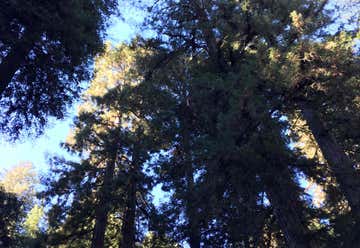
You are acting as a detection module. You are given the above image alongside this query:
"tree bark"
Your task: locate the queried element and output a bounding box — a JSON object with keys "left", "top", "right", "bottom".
{"left": 181, "top": 104, "right": 201, "bottom": 248}
{"left": 0, "top": 28, "right": 38, "bottom": 97}
{"left": 120, "top": 174, "right": 136, "bottom": 248}
{"left": 299, "top": 101, "right": 360, "bottom": 216}
{"left": 91, "top": 159, "right": 116, "bottom": 248}
{"left": 184, "top": 162, "right": 201, "bottom": 248}
{"left": 263, "top": 168, "right": 310, "bottom": 248}
{"left": 186, "top": 178, "right": 201, "bottom": 248}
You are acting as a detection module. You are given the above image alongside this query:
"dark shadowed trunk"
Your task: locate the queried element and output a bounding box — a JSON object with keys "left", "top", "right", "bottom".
{"left": 186, "top": 177, "right": 201, "bottom": 248}
{"left": 184, "top": 154, "right": 201, "bottom": 248}
{"left": 91, "top": 158, "right": 116, "bottom": 248}
{"left": 120, "top": 173, "right": 136, "bottom": 248}
{"left": 263, "top": 168, "right": 310, "bottom": 248}
{"left": 299, "top": 101, "right": 360, "bottom": 216}
{"left": 184, "top": 166, "right": 201, "bottom": 247}
{"left": 0, "top": 28, "right": 38, "bottom": 97}
{"left": 181, "top": 104, "right": 201, "bottom": 248}
{"left": 120, "top": 147, "right": 140, "bottom": 248}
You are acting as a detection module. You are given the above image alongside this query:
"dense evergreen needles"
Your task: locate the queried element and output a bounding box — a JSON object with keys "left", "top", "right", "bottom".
{"left": 0, "top": 0, "right": 359, "bottom": 247}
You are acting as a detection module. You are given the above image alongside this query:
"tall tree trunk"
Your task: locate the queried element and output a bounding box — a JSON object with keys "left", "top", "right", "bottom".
{"left": 181, "top": 104, "right": 201, "bottom": 248}
{"left": 299, "top": 101, "right": 360, "bottom": 216}
{"left": 186, "top": 178, "right": 201, "bottom": 248}
{"left": 0, "top": 29, "right": 38, "bottom": 97}
{"left": 91, "top": 159, "right": 116, "bottom": 248}
{"left": 120, "top": 174, "right": 136, "bottom": 248}
{"left": 263, "top": 168, "right": 310, "bottom": 248}
{"left": 183, "top": 128, "right": 200, "bottom": 248}
{"left": 120, "top": 148, "right": 140, "bottom": 248}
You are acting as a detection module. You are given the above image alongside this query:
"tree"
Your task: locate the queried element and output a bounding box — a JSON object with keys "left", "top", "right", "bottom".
{"left": 261, "top": 19, "right": 360, "bottom": 232}
{"left": 33, "top": 0, "right": 359, "bottom": 246}
{"left": 142, "top": 0, "right": 331, "bottom": 246}
{"left": 0, "top": 187, "right": 23, "bottom": 247}
{"left": 258, "top": 6, "right": 360, "bottom": 244}
{"left": 0, "top": 0, "right": 118, "bottom": 138}
{"left": 23, "top": 204, "right": 44, "bottom": 237}
{"left": 0, "top": 162, "right": 47, "bottom": 246}
{"left": 43, "top": 43, "right": 158, "bottom": 248}
{"left": 0, "top": 162, "right": 38, "bottom": 207}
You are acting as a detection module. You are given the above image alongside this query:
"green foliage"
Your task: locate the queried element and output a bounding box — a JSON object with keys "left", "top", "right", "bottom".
{"left": 142, "top": 231, "right": 179, "bottom": 248}
{"left": 0, "top": 187, "right": 23, "bottom": 247}
{"left": 42, "top": 43, "right": 160, "bottom": 247}
{"left": 0, "top": 163, "right": 48, "bottom": 247}
{"left": 0, "top": 0, "right": 118, "bottom": 139}
{"left": 28, "top": 0, "right": 360, "bottom": 247}
{"left": 23, "top": 204, "right": 44, "bottom": 238}
{"left": 0, "top": 162, "right": 38, "bottom": 208}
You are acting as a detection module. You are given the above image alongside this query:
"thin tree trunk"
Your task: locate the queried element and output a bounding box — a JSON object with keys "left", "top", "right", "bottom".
{"left": 263, "top": 168, "right": 310, "bottom": 248}
{"left": 299, "top": 101, "right": 360, "bottom": 216}
{"left": 91, "top": 159, "right": 116, "bottom": 248}
{"left": 0, "top": 29, "right": 38, "bottom": 97}
{"left": 120, "top": 174, "right": 136, "bottom": 248}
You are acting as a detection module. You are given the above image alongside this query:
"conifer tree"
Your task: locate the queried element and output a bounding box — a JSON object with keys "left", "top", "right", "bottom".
{"left": 34, "top": 1, "right": 359, "bottom": 247}
{"left": 142, "top": 0, "right": 331, "bottom": 246}
{"left": 43, "top": 43, "right": 159, "bottom": 248}
{"left": 0, "top": 163, "right": 45, "bottom": 247}
{"left": 260, "top": 12, "right": 360, "bottom": 235}
{"left": 0, "top": 0, "right": 118, "bottom": 138}
{"left": 0, "top": 187, "right": 23, "bottom": 247}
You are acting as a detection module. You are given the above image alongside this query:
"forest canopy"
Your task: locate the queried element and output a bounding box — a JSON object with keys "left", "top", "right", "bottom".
{"left": 0, "top": 0, "right": 359, "bottom": 247}
{"left": 0, "top": 0, "right": 118, "bottom": 138}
